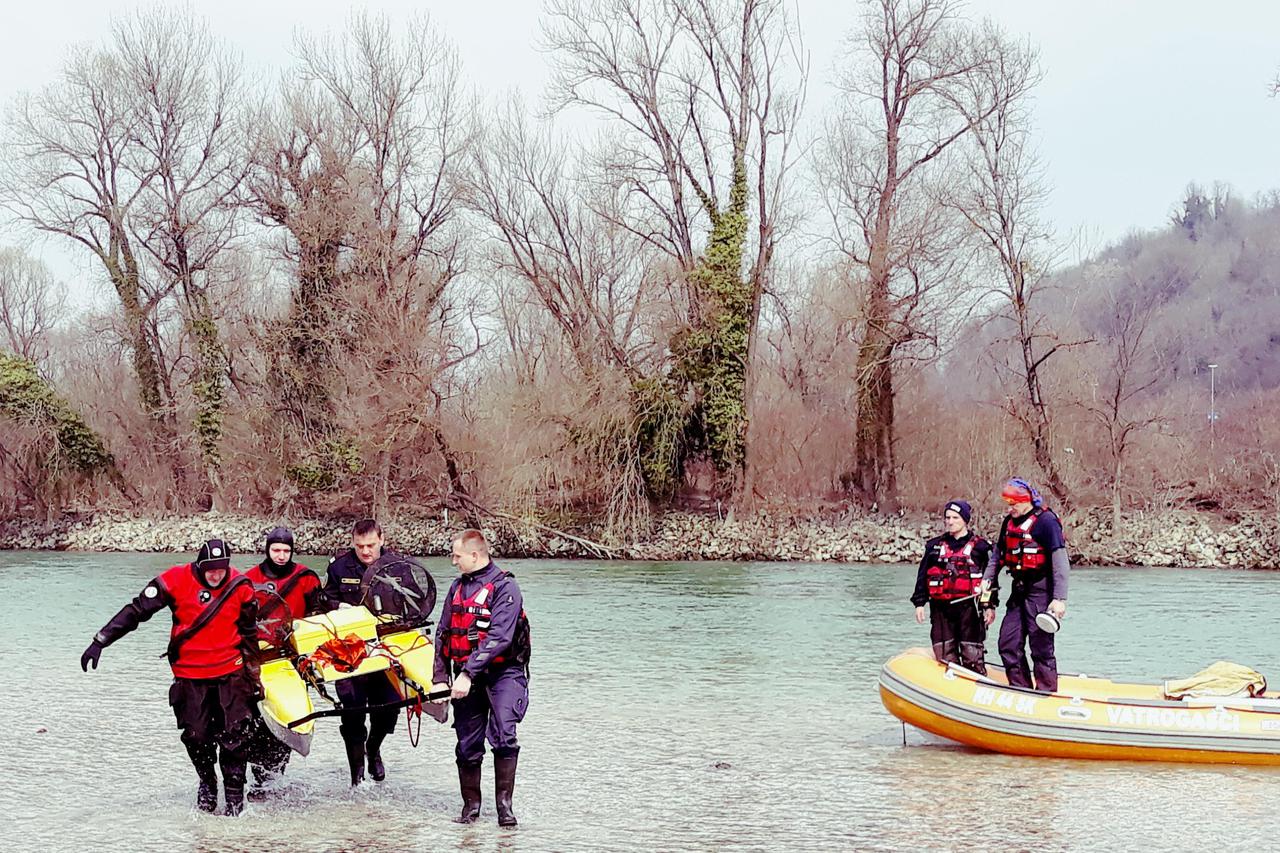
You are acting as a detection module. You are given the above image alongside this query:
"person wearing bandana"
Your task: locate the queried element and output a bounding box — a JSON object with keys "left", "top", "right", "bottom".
{"left": 982, "top": 478, "right": 1071, "bottom": 692}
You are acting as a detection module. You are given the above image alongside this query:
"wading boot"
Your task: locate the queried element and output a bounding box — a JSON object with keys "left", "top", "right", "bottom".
{"left": 454, "top": 761, "right": 482, "bottom": 824}
{"left": 248, "top": 761, "right": 281, "bottom": 801}
{"left": 494, "top": 753, "right": 519, "bottom": 828}
{"left": 366, "top": 733, "right": 387, "bottom": 782}
{"left": 187, "top": 742, "right": 219, "bottom": 813}
{"left": 345, "top": 739, "right": 366, "bottom": 787}
{"left": 220, "top": 754, "right": 248, "bottom": 817}
{"left": 196, "top": 770, "right": 218, "bottom": 814}
{"left": 224, "top": 784, "right": 245, "bottom": 817}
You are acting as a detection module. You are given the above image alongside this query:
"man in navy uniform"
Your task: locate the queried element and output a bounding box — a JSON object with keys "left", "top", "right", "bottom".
{"left": 434, "top": 528, "right": 531, "bottom": 827}
{"left": 320, "top": 518, "right": 435, "bottom": 785}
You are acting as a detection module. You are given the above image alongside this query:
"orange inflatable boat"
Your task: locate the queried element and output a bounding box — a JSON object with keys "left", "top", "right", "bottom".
{"left": 880, "top": 648, "right": 1280, "bottom": 765}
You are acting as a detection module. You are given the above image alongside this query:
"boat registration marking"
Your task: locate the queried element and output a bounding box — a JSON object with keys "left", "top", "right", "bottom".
{"left": 972, "top": 685, "right": 1039, "bottom": 716}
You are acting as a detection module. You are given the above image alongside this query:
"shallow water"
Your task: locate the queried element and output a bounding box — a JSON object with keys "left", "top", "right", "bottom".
{"left": 2, "top": 552, "right": 1277, "bottom": 852}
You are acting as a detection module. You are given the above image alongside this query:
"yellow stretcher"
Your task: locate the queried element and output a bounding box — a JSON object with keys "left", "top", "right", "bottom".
{"left": 258, "top": 606, "right": 450, "bottom": 756}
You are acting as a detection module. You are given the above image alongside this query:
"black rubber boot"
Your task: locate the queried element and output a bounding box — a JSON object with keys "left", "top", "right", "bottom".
{"left": 220, "top": 749, "right": 248, "bottom": 817}
{"left": 494, "top": 753, "right": 519, "bottom": 828}
{"left": 340, "top": 722, "right": 366, "bottom": 783}
{"left": 185, "top": 741, "right": 219, "bottom": 813}
{"left": 224, "top": 784, "right": 245, "bottom": 817}
{"left": 344, "top": 737, "right": 366, "bottom": 786}
{"left": 196, "top": 772, "right": 218, "bottom": 814}
{"left": 248, "top": 764, "right": 275, "bottom": 801}
{"left": 366, "top": 742, "right": 386, "bottom": 782}
{"left": 454, "top": 761, "right": 482, "bottom": 824}
{"left": 366, "top": 708, "right": 396, "bottom": 782}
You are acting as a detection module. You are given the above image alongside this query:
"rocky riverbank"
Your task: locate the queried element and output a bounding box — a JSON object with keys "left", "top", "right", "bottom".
{"left": 1, "top": 508, "right": 1277, "bottom": 569}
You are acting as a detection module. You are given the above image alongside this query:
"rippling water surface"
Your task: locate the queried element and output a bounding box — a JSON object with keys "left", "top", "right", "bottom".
{"left": 2, "top": 552, "right": 1277, "bottom": 852}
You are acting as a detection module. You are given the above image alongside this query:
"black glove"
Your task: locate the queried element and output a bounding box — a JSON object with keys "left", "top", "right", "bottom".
{"left": 81, "top": 640, "right": 104, "bottom": 672}
{"left": 243, "top": 663, "right": 264, "bottom": 701}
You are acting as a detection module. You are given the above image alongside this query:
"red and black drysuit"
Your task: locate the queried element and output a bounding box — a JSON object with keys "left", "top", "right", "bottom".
{"left": 242, "top": 558, "right": 322, "bottom": 784}
{"left": 86, "top": 562, "right": 259, "bottom": 812}
{"left": 912, "top": 532, "right": 995, "bottom": 674}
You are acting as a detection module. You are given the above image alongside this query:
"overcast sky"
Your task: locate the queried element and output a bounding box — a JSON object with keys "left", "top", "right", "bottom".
{"left": 4, "top": 0, "right": 1280, "bottom": 306}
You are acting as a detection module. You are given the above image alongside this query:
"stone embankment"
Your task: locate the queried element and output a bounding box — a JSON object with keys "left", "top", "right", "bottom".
{"left": 1, "top": 508, "right": 1276, "bottom": 569}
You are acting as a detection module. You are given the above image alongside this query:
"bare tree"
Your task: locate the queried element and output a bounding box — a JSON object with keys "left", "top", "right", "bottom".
{"left": 118, "top": 11, "right": 245, "bottom": 509}
{"left": 951, "top": 20, "right": 1080, "bottom": 510}
{"left": 1083, "top": 282, "right": 1163, "bottom": 531}
{"left": 1, "top": 48, "right": 168, "bottom": 427}
{"left": 246, "top": 12, "right": 473, "bottom": 509}
{"left": 0, "top": 249, "right": 64, "bottom": 365}
{"left": 544, "top": 0, "right": 806, "bottom": 501}
{"left": 244, "top": 83, "right": 359, "bottom": 444}
{"left": 820, "top": 0, "right": 1008, "bottom": 509}
{"left": 294, "top": 12, "right": 467, "bottom": 313}
{"left": 468, "top": 101, "right": 663, "bottom": 379}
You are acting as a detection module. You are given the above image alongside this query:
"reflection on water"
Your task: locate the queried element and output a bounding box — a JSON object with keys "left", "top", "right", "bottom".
{"left": 1, "top": 553, "right": 1277, "bottom": 851}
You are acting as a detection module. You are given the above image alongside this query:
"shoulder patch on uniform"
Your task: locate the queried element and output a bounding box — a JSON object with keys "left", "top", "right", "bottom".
{"left": 144, "top": 585, "right": 159, "bottom": 598}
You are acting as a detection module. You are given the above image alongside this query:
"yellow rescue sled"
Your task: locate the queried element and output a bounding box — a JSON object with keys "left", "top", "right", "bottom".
{"left": 258, "top": 605, "right": 449, "bottom": 756}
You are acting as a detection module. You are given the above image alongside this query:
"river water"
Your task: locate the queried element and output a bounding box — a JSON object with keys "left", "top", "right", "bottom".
{"left": 1, "top": 552, "right": 1276, "bottom": 852}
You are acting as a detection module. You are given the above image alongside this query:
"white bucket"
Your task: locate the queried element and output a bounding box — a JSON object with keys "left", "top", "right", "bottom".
{"left": 1035, "top": 612, "right": 1062, "bottom": 634}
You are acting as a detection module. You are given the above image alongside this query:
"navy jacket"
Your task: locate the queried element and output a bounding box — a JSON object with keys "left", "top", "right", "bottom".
{"left": 319, "top": 547, "right": 434, "bottom": 619}
{"left": 434, "top": 561, "right": 525, "bottom": 681}
{"left": 982, "top": 509, "right": 1070, "bottom": 600}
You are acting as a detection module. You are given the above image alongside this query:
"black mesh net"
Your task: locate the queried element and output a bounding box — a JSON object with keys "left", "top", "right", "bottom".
{"left": 359, "top": 554, "right": 437, "bottom": 627}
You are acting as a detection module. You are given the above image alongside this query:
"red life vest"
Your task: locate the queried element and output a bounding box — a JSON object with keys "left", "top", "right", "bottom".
{"left": 443, "top": 573, "right": 531, "bottom": 667}
{"left": 245, "top": 562, "right": 319, "bottom": 646}
{"left": 157, "top": 563, "right": 253, "bottom": 679}
{"left": 1001, "top": 509, "right": 1048, "bottom": 573}
{"left": 926, "top": 538, "right": 984, "bottom": 600}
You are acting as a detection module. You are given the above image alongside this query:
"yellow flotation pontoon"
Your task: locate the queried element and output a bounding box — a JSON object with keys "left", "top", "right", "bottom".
{"left": 258, "top": 605, "right": 449, "bottom": 756}
{"left": 880, "top": 648, "right": 1280, "bottom": 765}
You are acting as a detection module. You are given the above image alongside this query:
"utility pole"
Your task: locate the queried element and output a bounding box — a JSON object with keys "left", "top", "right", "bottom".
{"left": 1208, "top": 362, "right": 1219, "bottom": 447}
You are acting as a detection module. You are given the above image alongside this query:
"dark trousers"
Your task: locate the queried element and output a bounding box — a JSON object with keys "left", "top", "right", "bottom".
{"left": 169, "top": 673, "right": 256, "bottom": 787}
{"left": 453, "top": 666, "right": 529, "bottom": 766}
{"left": 336, "top": 672, "right": 400, "bottom": 748}
{"left": 247, "top": 718, "right": 293, "bottom": 779}
{"left": 929, "top": 597, "right": 987, "bottom": 675}
{"left": 998, "top": 576, "right": 1058, "bottom": 692}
